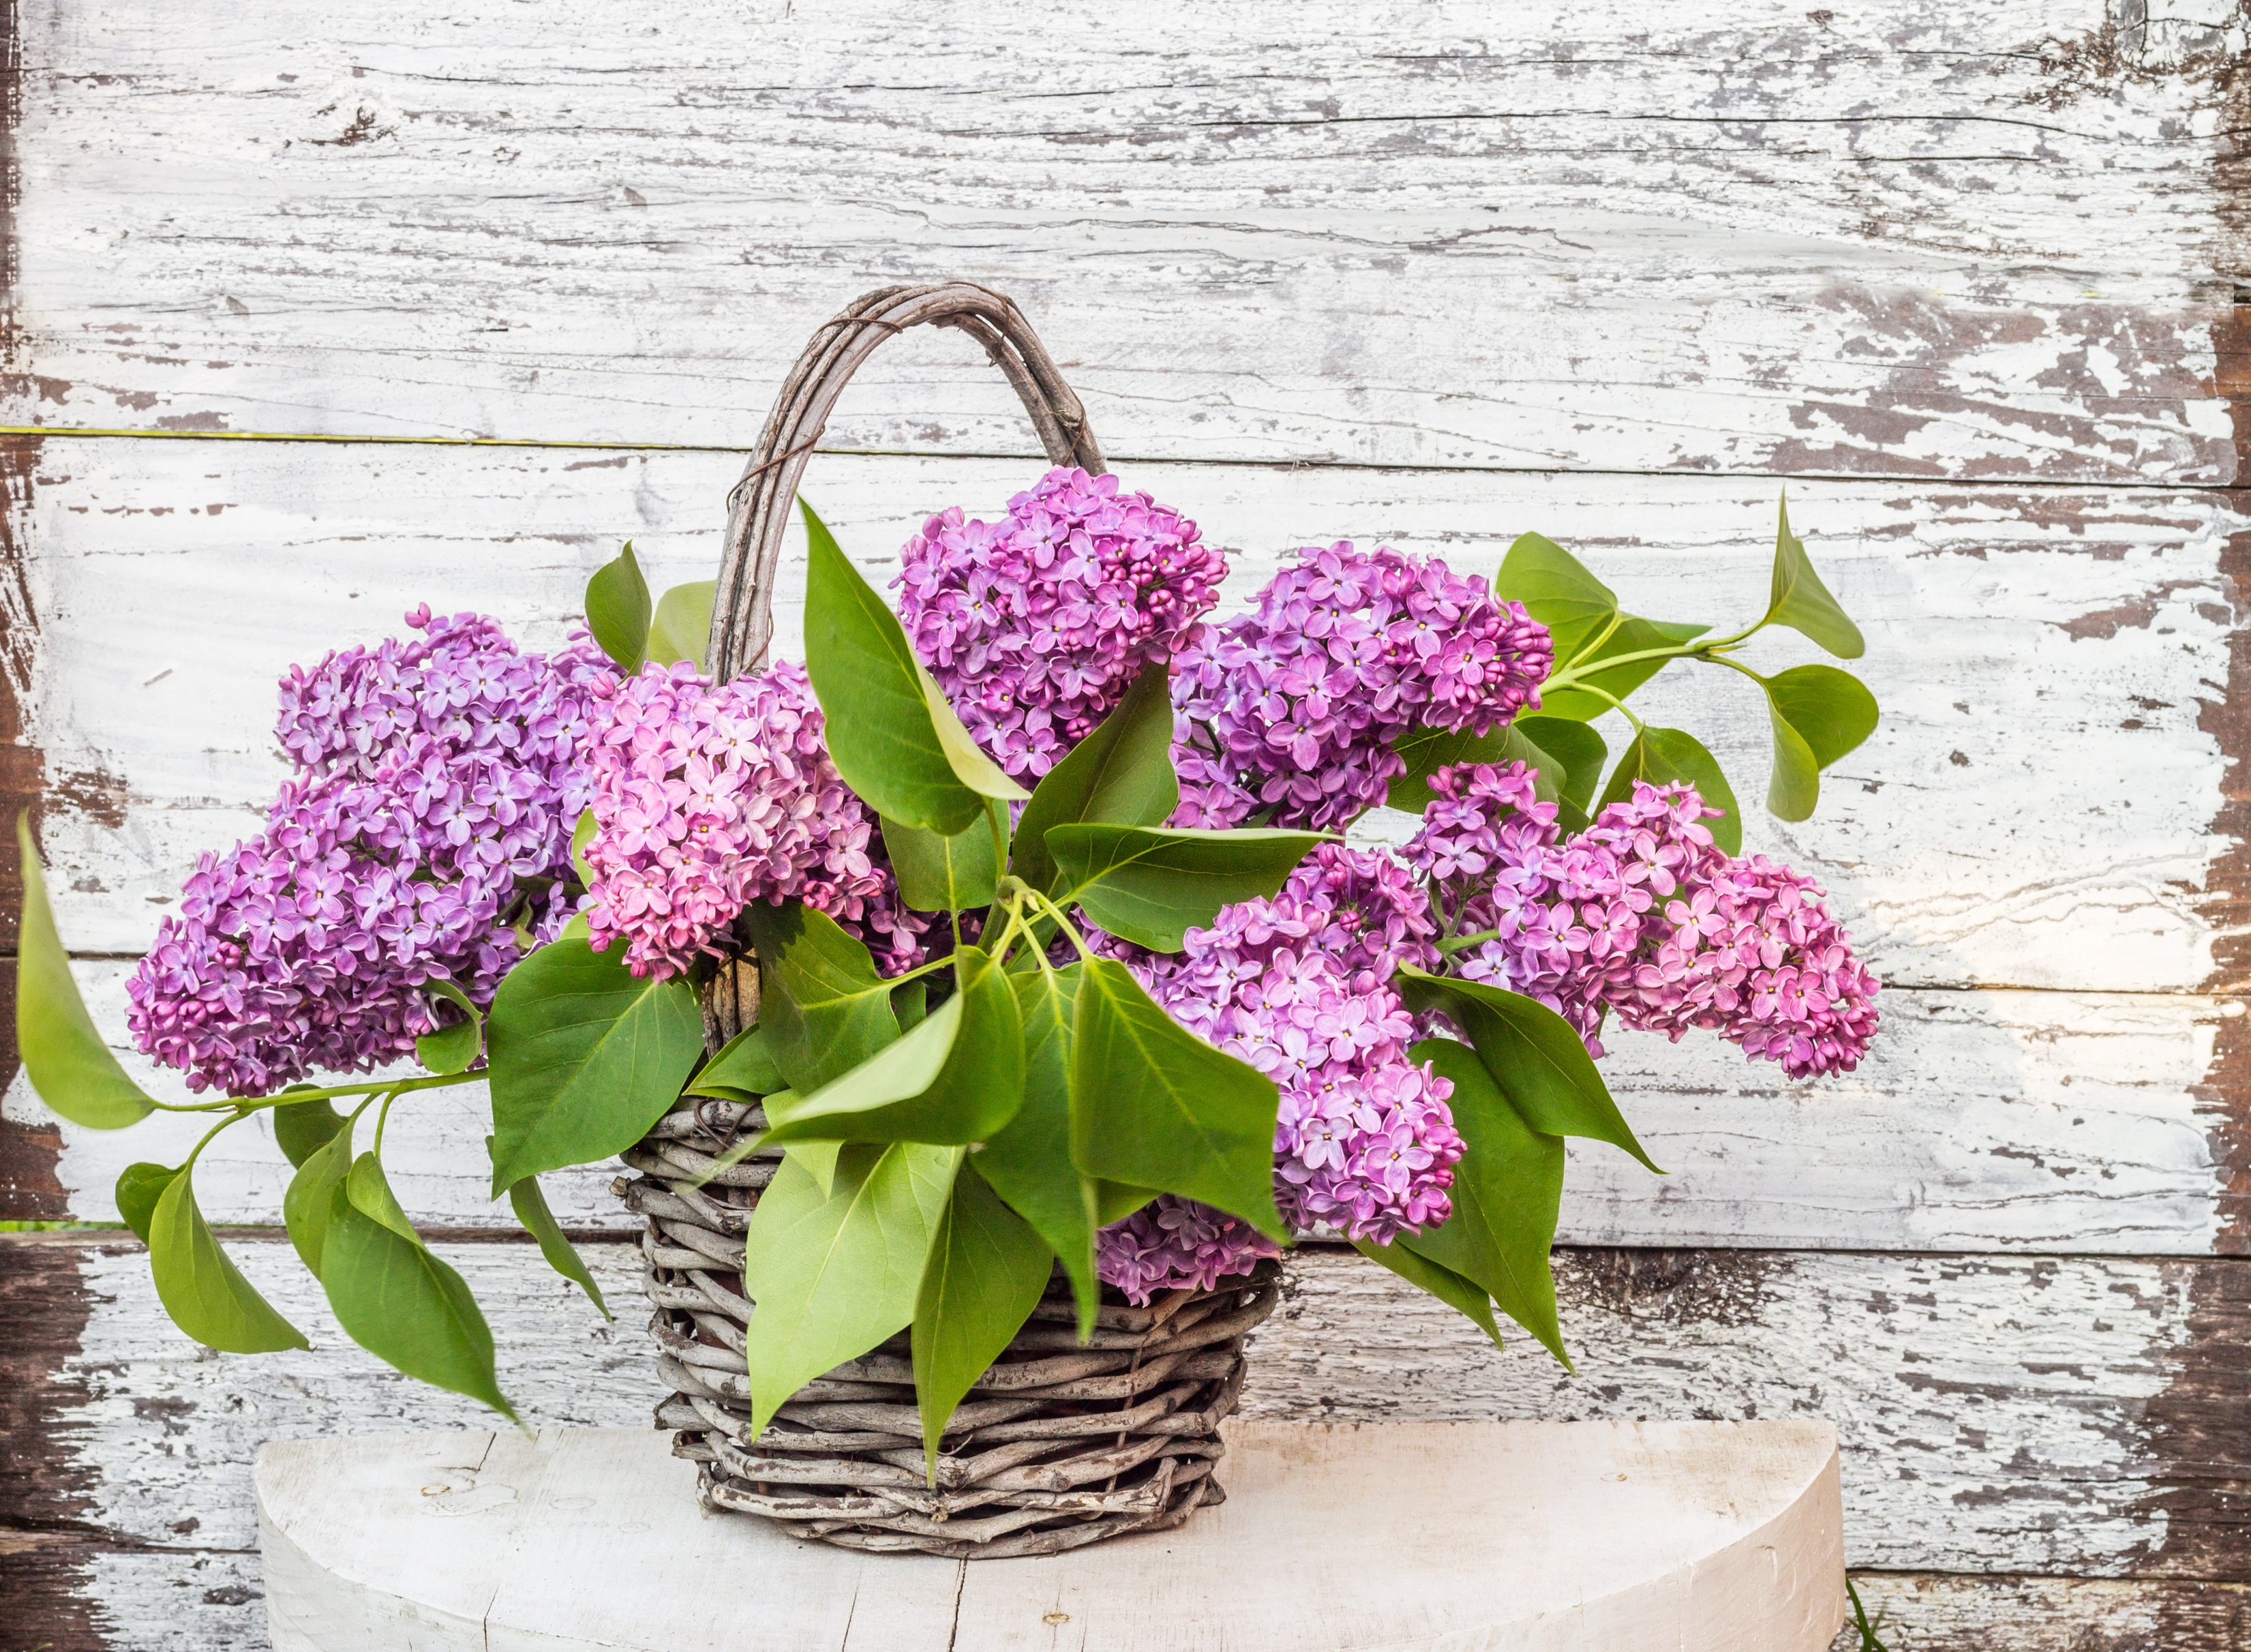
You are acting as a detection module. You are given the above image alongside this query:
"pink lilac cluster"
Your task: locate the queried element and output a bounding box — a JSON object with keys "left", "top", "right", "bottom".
{"left": 1096, "top": 1196, "right": 1280, "bottom": 1307}
{"left": 1093, "top": 845, "right": 1464, "bottom": 1301}
{"left": 1170, "top": 543, "right": 1554, "bottom": 832}
{"left": 1402, "top": 764, "right": 1879, "bottom": 1076}
{"left": 581, "top": 660, "right": 930, "bottom": 980}
{"left": 894, "top": 467, "right": 1227, "bottom": 782}
{"left": 126, "top": 608, "right": 614, "bottom": 1095}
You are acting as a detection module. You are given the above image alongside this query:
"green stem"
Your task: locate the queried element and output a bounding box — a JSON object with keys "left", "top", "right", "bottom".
{"left": 1560, "top": 679, "right": 1647, "bottom": 731}
{"left": 1558, "top": 609, "right": 1626, "bottom": 672}
{"left": 1436, "top": 926, "right": 1500, "bottom": 957}
{"left": 1545, "top": 640, "right": 1708, "bottom": 690}
{"left": 369, "top": 1085, "right": 407, "bottom": 1160}
{"left": 166, "top": 1067, "right": 487, "bottom": 1116}
{"left": 1025, "top": 890, "right": 1098, "bottom": 964}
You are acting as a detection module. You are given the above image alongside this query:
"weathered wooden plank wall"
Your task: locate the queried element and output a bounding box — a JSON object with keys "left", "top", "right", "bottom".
{"left": 4, "top": 3, "right": 2250, "bottom": 1649}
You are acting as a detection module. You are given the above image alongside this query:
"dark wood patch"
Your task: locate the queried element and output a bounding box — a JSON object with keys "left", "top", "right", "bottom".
{"left": 0, "top": 1235, "right": 108, "bottom": 1652}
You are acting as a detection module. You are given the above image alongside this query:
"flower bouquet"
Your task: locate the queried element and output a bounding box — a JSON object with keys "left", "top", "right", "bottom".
{"left": 14, "top": 287, "right": 1880, "bottom": 1559}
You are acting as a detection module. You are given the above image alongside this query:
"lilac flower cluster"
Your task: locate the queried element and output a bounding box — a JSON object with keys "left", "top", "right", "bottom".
{"left": 1095, "top": 1196, "right": 1281, "bottom": 1306}
{"left": 895, "top": 467, "right": 1227, "bottom": 783}
{"left": 1170, "top": 543, "right": 1554, "bottom": 832}
{"left": 126, "top": 608, "right": 614, "bottom": 1094}
{"left": 581, "top": 660, "right": 929, "bottom": 981}
{"left": 1093, "top": 845, "right": 1464, "bottom": 1300}
{"left": 1403, "top": 764, "right": 1879, "bottom": 1077}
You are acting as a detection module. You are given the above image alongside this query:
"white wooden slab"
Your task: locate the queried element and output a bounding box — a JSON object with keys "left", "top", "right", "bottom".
{"left": 253, "top": 1422, "right": 1845, "bottom": 1652}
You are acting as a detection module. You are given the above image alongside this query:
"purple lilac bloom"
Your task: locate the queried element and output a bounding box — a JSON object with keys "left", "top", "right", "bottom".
{"left": 895, "top": 468, "right": 1227, "bottom": 783}
{"left": 126, "top": 608, "right": 614, "bottom": 1095}
{"left": 1096, "top": 1195, "right": 1280, "bottom": 1308}
{"left": 1093, "top": 845, "right": 1463, "bottom": 1304}
{"left": 1401, "top": 764, "right": 1879, "bottom": 1076}
{"left": 1170, "top": 543, "right": 1553, "bottom": 832}
{"left": 581, "top": 659, "right": 930, "bottom": 981}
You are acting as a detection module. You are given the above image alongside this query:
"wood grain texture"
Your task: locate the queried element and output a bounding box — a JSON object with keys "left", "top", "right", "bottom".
{"left": 9, "top": 1237, "right": 2250, "bottom": 1579}
{"left": 1, "top": 1, "right": 2238, "bottom": 480}
{"left": 1829, "top": 1574, "right": 2251, "bottom": 1652}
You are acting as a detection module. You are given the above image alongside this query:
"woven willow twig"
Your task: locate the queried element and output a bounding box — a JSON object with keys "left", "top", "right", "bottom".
{"left": 620, "top": 288, "right": 1273, "bottom": 1559}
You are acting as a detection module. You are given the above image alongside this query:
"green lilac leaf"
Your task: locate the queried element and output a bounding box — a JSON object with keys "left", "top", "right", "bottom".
{"left": 1353, "top": 1233, "right": 1504, "bottom": 1351}
{"left": 978, "top": 963, "right": 1102, "bottom": 1339}
{"left": 149, "top": 1169, "right": 309, "bottom": 1353}
{"left": 1047, "top": 825, "right": 1329, "bottom": 951}
{"left": 740, "top": 1141, "right": 961, "bottom": 1437}
{"left": 911, "top": 1160, "right": 1055, "bottom": 1481}
{"left": 283, "top": 1122, "right": 355, "bottom": 1277}
{"left": 415, "top": 978, "right": 483, "bottom": 1076}
{"left": 493, "top": 1139, "right": 610, "bottom": 1319}
{"left": 321, "top": 1187, "right": 515, "bottom": 1419}
{"left": 800, "top": 498, "right": 1024, "bottom": 832}
{"left": 1595, "top": 724, "right": 1743, "bottom": 854}
{"left": 585, "top": 542, "right": 652, "bottom": 676}
{"left": 893, "top": 976, "right": 929, "bottom": 1033}
{"left": 1069, "top": 957, "right": 1285, "bottom": 1240}
{"left": 1010, "top": 662, "right": 1180, "bottom": 893}
{"left": 1388, "top": 721, "right": 1567, "bottom": 819}
{"left": 1757, "top": 664, "right": 1882, "bottom": 820}
{"left": 1395, "top": 1038, "right": 1570, "bottom": 1366}
{"left": 647, "top": 580, "right": 716, "bottom": 669}
{"left": 485, "top": 936, "right": 706, "bottom": 1190}
{"left": 115, "top": 1161, "right": 181, "bottom": 1245}
{"left": 13, "top": 813, "right": 156, "bottom": 1129}
{"left": 570, "top": 809, "right": 598, "bottom": 887}
{"left": 741, "top": 901, "right": 903, "bottom": 1093}
{"left": 686, "top": 1025, "right": 786, "bottom": 1098}
{"left": 1393, "top": 966, "right": 1659, "bottom": 1173}
{"left": 1492, "top": 533, "right": 1618, "bottom": 666}
{"left": 1763, "top": 497, "right": 1865, "bottom": 659}
{"left": 271, "top": 1094, "right": 348, "bottom": 1169}
{"left": 881, "top": 811, "right": 1002, "bottom": 913}
{"left": 763, "top": 944, "right": 1025, "bottom": 1145}
{"left": 1515, "top": 717, "right": 1609, "bottom": 816}
{"left": 346, "top": 1150, "right": 421, "bottom": 1244}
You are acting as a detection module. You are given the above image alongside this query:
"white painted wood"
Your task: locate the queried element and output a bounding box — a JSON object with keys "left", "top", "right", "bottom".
{"left": 8, "top": 2, "right": 2235, "bottom": 481}
{"left": 253, "top": 1422, "right": 1844, "bottom": 1652}
{"left": 25, "top": 1241, "right": 2190, "bottom": 1580}
{"left": 20, "top": 443, "right": 2235, "bottom": 993}
{"left": 12, "top": 976, "right": 2229, "bottom": 1251}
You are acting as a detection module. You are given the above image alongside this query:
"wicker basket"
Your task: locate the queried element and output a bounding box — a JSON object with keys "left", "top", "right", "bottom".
{"left": 616, "top": 284, "right": 1281, "bottom": 1559}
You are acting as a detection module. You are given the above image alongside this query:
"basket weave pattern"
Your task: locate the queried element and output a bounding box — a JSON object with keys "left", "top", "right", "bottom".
{"left": 617, "top": 286, "right": 1276, "bottom": 1558}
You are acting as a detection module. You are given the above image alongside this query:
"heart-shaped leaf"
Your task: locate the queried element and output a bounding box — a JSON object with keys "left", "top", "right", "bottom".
{"left": 740, "top": 1141, "right": 961, "bottom": 1437}
{"left": 1010, "top": 663, "right": 1181, "bottom": 893}
{"left": 1514, "top": 717, "right": 1609, "bottom": 816}
{"left": 686, "top": 1025, "right": 787, "bottom": 1099}
{"left": 486, "top": 937, "right": 706, "bottom": 1190}
{"left": 1394, "top": 967, "right": 1659, "bottom": 1173}
{"left": 1047, "top": 825, "right": 1328, "bottom": 951}
{"left": 647, "top": 580, "right": 716, "bottom": 669}
{"left": 764, "top": 944, "right": 1025, "bottom": 1145}
{"left": 800, "top": 499, "right": 1025, "bottom": 833}
{"left": 911, "top": 1160, "right": 1054, "bottom": 1481}
{"left": 321, "top": 1184, "right": 515, "bottom": 1419}
{"left": 14, "top": 814, "right": 155, "bottom": 1129}
{"left": 881, "top": 811, "right": 1002, "bottom": 913}
{"left": 586, "top": 542, "right": 652, "bottom": 675}
{"left": 1394, "top": 1038, "right": 1570, "bottom": 1364}
{"left": 149, "top": 1169, "right": 309, "bottom": 1353}
{"left": 741, "top": 902, "right": 904, "bottom": 1094}
{"left": 1762, "top": 497, "right": 1864, "bottom": 659}
{"left": 1595, "top": 724, "right": 1742, "bottom": 854}
{"left": 1070, "top": 958, "right": 1285, "bottom": 1240}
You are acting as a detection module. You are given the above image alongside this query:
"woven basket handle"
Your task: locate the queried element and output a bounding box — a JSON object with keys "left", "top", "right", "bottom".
{"left": 706, "top": 282, "right": 1107, "bottom": 682}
